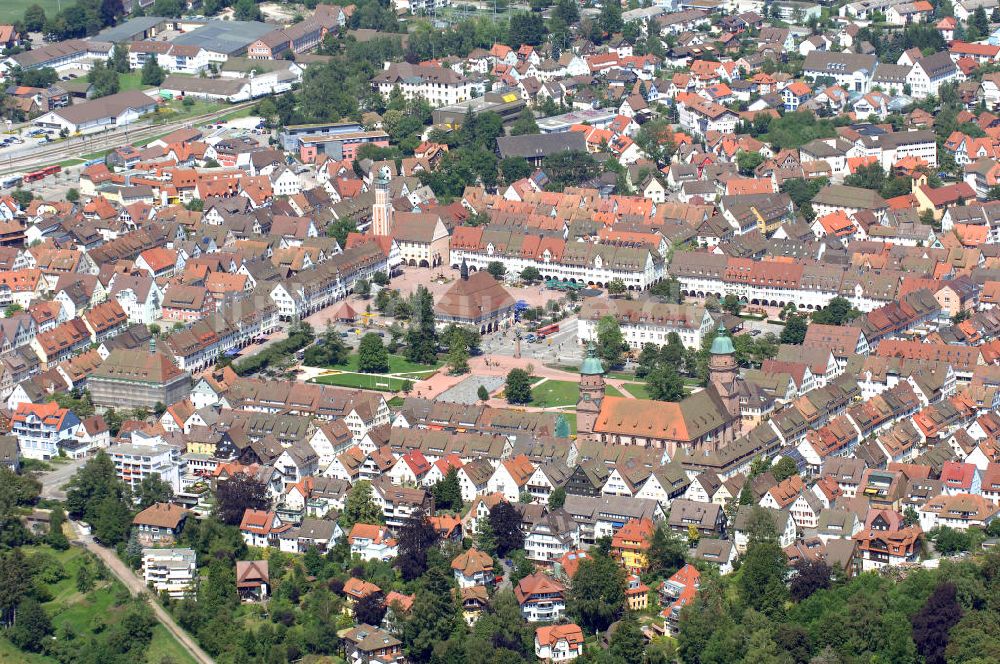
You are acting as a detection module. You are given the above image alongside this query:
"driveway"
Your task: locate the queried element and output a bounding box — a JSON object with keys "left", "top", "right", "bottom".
{"left": 71, "top": 522, "right": 215, "bottom": 664}
{"left": 37, "top": 457, "right": 87, "bottom": 501}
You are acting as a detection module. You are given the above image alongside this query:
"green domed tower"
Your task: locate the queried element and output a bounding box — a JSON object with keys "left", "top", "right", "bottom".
{"left": 709, "top": 323, "right": 740, "bottom": 418}
{"left": 577, "top": 342, "right": 606, "bottom": 438}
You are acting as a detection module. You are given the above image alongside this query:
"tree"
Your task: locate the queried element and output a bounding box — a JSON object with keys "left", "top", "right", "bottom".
{"left": 489, "top": 501, "right": 524, "bottom": 557}
{"left": 647, "top": 525, "right": 687, "bottom": 579}
{"left": 373, "top": 271, "right": 390, "bottom": 287}
{"left": 789, "top": 558, "right": 831, "bottom": 602}
{"left": 404, "top": 286, "right": 438, "bottom": 365}
{"left": 548, "top": 486, "right": 566, "bottom": 509}
{"left": 596, "top": 315, "right": 624, "bottom": 368}
{"left": 432, "top": 467, "right": 463, "bottom": 511}
{"left": 568, "top": 551, "right": 626, "bottom": 632}
{"left": 520, "top": 266, "right": 542, "bottom": 284}
{"left": 811, "top": 296, "right": 859, "bottom": 325}
{"left": 739, "top": 538, "right": 788, "bottom": 618}
{"left": 508, "top": 12, "right": 547, "bottom": 46}
{"left": 11, "top": 189, "right": 32, "bottom": 210}
{"left": 553, "top": 0, "right": 579, "bottom": 25}
{"left": 354, "top": 278, "right": 371, "bottom": 298}
{"left": 140, "top": 56, "right": 165, "bottom": 86}
{"left": 974, "top": 6, "right": 990, "bottom": 35}
{"left": 505, "top": 368, "right": 533, "bottom": 404}
{"left": 355, "top": 590, "right": 387, "bottom": 626}
{"left": 7, "top": 598, "right": 52, "bottom": 652}
{"left": 470, "top": 589, "right": 534, "bottom": 660}
{"left": 76, "top": 562, "right": 94, "bottom": 592}
{"left": 542, "top": 150, "right": 600, "bottom": 188}
{"left": 599, "top": 0, "right": 623, "bottom": 35}
{"left": 477, "top": 384, "right": 490, "bottom": 401}
{"left": 510, "top": 108, "right": 539, "bottom": 136}
{"left": 736, "top": 150, "right": 764, "bottom": 176}
{"left": 487, "top": 261, "right": 507, "bottom": 281}
{"left": 358, "top": 333, "right": 390, "bottom": 373}
{"left": 610, "top": 616, "right": 646, "bottom": 663}
{"left": 303, "top": 324, "right": 350, "bottom": 367}
{"left": 447, "top": 341, "right": 470, "bottom": 375}
{"left": 404, "top": 567, "right": 460, "bottom": 662}
{"left": 0, "top": 549, "right": 32, "bottom": 625}
{"left": 135, "top": 474, "right": 173, "bottom": 509}
{"left": 343, "top": 480, "right": 384, "bottom": 528}
{"left": 23, "top": 4, "right": 47, "bottom": 32}
{"left": 646, "top": 364, "right": 685, "bottom": 402}
{"left": 215, "top": 473, "right": 269, "bottom": 526}
{"left": 771, "top": 456, "right": 799, "bottom": 482}
{"left": 780, "top": 314, "right": 808, "bottom": 344}
{"left": 234, "top": 0, "right": 263, "bottom": 21}
{"left": 65, "top": 452, "right": 132, "bottom": 544}
{"left": 607, "top": 279, "right": 626, "bottom": 296}
{"left": 66, "top": 188, "right": 79, "bottom": 203}
{"left": 397, "top": 508, "right": 439, "bottom": 581}
{"left": 109, "top": 43, "right": 130, "bottom": 73}
{"left": 92, "top": 492, "right": 133, "bottom": 545}
{"left": 722, "top": 294, "right": 742, "bottom": 316}
{"left": 912, "top": 581, "right": 962, "bottom": 664}
{"left": 476, "top": 516, "right": 498, "bottom": 555}
{"left": 46, "top": 505, "right": 69, "bottom": 550}
{"left": 88, "top": 61, "right": 120, "bottom": 98}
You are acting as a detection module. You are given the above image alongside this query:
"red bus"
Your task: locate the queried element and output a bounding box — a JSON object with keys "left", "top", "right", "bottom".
{"left": 535, "top": 323, "right": 560, "bottom": 338}
{"left": 23, "top": 165, "right": 61, "bottom": 183}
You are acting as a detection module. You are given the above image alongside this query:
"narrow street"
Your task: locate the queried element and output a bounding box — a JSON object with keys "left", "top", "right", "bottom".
{"left": 71, "top": 522, "right": 215, "bottom": 664}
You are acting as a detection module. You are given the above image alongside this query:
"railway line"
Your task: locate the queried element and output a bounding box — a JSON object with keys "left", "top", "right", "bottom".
{"left": 0, "top": 100, "right": 257, "bottom": 178}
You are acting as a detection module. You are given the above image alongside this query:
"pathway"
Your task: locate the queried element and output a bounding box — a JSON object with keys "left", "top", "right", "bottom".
{"left": 71, "top": 522, "right": 215, "bottom": 664}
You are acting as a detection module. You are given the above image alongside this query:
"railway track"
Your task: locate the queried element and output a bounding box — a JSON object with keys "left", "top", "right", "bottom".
{"left": 0, "top": 100, "right": 258, "bottom": 177}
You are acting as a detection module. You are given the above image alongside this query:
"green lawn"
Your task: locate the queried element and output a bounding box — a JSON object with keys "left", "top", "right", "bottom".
{"left": 329, "top": 353, "right": 442, "bottom": 375}
{"left": 13, "top": 544, "right": 196, "bottom": 664}
{"left": 530, "top": 380, "right": 580, "bottom": 408}
{"left": 312, "top": 373, "right": 410, "bottom": 392}
{"left": 118, "top": 71, "right": 154, "bottom": 92}
{"left": 146, "top": 625, "right": 198, "bottom": 664}
{"left": 218, "top": 106, "right": 256, "bottom": 122}
{"left": 0, "top": 0, "right": 60, "bottom": 23}
{"left": 604, "top": 384, "right": 625, "bottom": 398}
{"left": 560, "top": 412, "right": 577, "bottom": 435}
{"left": 145, "top": 99, "right": 228, "bottom": 126}
{"left": 0, "top": 638, "right": 52, "bottom": 663}
{"left": 622, "top": 382, "right": 652, "bottom": 399}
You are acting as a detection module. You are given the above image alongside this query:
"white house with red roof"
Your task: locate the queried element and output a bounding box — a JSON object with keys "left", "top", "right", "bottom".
{"left": 12, "top": 401, "right": 82, "bottom": 460}
{"left": 388, "top": 449, "right": 432, "bottom": 486}
{"left": 239, "top": 509, "right": 291, "bottom": 548}
{"left": 534, "top": 624, "right": 584, "bottom": 662}
{"left": 348, "top": 522, "right": 397, "bottom": 561}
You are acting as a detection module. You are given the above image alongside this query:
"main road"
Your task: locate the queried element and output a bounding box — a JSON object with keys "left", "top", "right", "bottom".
{"left": 71, "top": 521, "right": 215, "bottom": 664}
{"left": 0, "top": 100, "right": 257, "bottom": 177}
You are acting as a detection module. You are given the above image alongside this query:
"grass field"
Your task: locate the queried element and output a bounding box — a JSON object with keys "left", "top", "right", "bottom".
{"left": 118, "top": 71, "right": 153, "bottom": 92}
{"left": 218, "top": 106, "right": 256, "bottom": 122}
{"left": 312, "top": 373, "right": 410, "bottom": 391}
{"left": 0, "top": 0, "right": 60, "bottom": 23}
{"left": 560, "top": 412, "right": 577, "bottom": 434}
{"left": 529, "top": 380, "right": 580, "bottom": 408}
{"left": 622, "top": 382, "right": 651, "bottom": 399}
{"left": 9, "top": 544, "right": 196, "bottom": 664}
{"left": 330, "top": 353, "right": 442, "bottom": 374}
{"left": 147, "top": 625, "right": 198, "bottom": 664}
